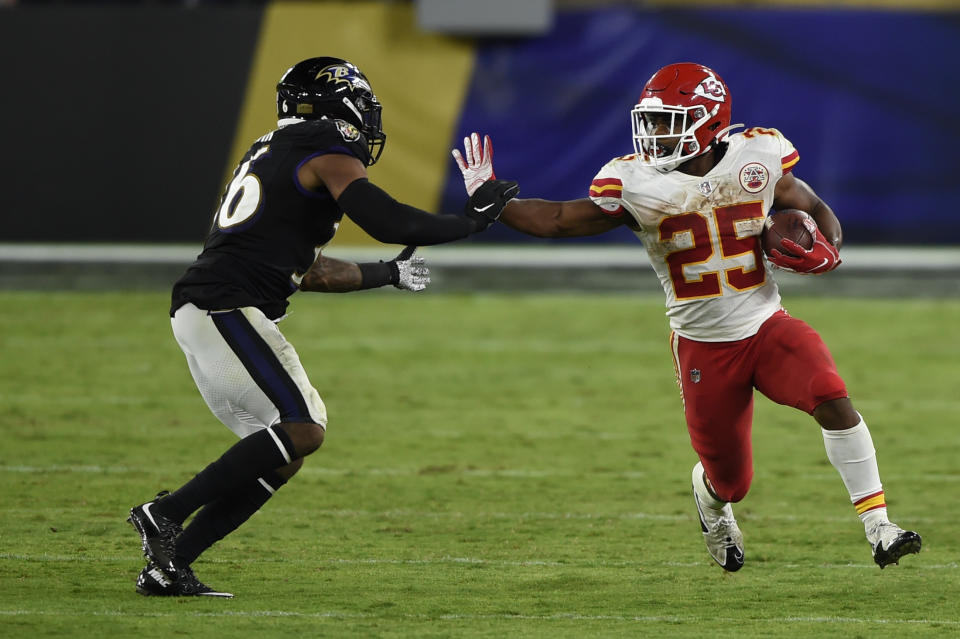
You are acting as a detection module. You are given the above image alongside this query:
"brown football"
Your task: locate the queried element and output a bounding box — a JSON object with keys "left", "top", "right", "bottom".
{"left": 761, "top": 209, "right": 815, "bottom": 257}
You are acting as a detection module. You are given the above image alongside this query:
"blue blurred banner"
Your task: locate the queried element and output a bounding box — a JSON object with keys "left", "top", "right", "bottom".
{"left": 442, "top": 7, "right": 960, "bottom": 244}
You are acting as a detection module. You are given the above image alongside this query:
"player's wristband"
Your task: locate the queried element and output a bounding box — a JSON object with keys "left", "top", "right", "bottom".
{"left": 357, "top": 261, "right": 399, "bottom": 290}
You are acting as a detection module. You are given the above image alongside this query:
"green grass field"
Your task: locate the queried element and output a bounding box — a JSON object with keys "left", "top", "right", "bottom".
{"left": 1, "top": 290, "right": 958, "bottom": 638}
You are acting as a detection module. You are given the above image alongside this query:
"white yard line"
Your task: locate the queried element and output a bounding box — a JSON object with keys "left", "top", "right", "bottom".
{"left": 0, "top": 552, "right": 956, "bottom": 571}
{"left": 1, "top": 463, "right": 957, "bottom": 483}
{"left": 1, "top": 506, "right": 944, "bottom": 525}
{"left": 3, "top": 243, "right": 960, "bottom": 270}
{"left": 0, "top": 608, "right": 957, "bottom": 626}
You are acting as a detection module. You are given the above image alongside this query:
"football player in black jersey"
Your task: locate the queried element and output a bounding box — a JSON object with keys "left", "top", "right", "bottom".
{"left": 127, "top": 57, "right": 518, "bottom": 597}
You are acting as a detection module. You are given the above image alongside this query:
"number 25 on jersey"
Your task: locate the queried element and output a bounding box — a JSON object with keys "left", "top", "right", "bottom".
{"left": 660, "top": 201, "right": 766, "bottom": 300}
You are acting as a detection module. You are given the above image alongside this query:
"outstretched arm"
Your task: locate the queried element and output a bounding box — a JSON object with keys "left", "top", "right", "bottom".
{"left": 298, "top": 153, "right": 514, "bottom": 245}
{"left": 452, "top": 133, "right": 627, "bottom": 238}
{"left": 499, "top": 198, "right": 625, "bottom": 238}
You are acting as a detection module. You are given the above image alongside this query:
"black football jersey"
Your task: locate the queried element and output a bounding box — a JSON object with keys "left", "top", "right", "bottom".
{"left": 171, "top": 118, "right": 371, "bottom": 319}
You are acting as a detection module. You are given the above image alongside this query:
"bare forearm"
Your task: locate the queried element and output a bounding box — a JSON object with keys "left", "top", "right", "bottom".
{"left": 500, "top": 198, "right": 620, "bottom": 238}
{"left": 299, "top": 255, "right": 362, "bottom": 292}
{"left": 499, "top": 199, "right": 564, "bottom": 237}
{"left": 810, "top": 199, "right": 843, "bottom": 249}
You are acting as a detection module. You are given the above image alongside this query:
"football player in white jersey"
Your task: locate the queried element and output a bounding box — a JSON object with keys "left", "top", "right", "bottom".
{"left": 453, "top": 62, "right": 920, "bottom": 571}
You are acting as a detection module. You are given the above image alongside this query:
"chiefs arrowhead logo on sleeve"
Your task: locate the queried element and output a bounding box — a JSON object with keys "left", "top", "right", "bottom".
{"left": 589, "top": 177, "right": 625, "bottom": 216}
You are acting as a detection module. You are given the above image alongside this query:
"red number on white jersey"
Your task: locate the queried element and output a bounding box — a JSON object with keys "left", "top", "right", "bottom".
{"left": 659, "top": 201, "right": 766, "bottom": 300}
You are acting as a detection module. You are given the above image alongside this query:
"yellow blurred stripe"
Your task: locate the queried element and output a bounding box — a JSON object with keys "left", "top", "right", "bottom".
{"left": 230, "top": 1, "right": 475, "bottom": 246}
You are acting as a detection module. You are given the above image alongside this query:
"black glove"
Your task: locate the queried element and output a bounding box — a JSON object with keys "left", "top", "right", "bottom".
{"left": 464, "top": 179, "right": 519, "bottom": 232}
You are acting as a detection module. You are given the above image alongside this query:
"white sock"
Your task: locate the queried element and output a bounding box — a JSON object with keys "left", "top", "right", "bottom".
{"left": 692, "top": 461, "right": 725, "bottom": 510}
{"left": 821, "top": 415, "right": 888, "bottom": 528}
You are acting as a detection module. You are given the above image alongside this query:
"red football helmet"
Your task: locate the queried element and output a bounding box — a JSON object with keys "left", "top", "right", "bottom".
{"left": 631, "top": 62, "right": 737, "bottom": 171}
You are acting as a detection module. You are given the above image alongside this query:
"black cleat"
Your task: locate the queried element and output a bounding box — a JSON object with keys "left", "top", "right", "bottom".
{"left": 128, "top": 491, "right": 182, "bottom": 580}
{"left": 136, "top": 561, "right": 233, "bottom": 598}
{"left": 868, "top": 521, "right": 922, "bottom": 568}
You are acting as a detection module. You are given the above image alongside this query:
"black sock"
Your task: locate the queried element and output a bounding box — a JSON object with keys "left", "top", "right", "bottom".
{"left": 155, "top": 426, "right": 296, "bottom": 523}
{"left": 174, "top": 470, "right": 288, "bottom": 566}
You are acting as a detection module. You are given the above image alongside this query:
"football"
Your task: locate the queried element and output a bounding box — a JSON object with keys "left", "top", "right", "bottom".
{"left": 761, "top": 209, "right": 815, "bottom": 257}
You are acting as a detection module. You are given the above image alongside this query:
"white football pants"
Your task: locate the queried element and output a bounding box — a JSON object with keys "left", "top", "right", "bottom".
{"left": 170, "top": 303, "right": 327, "bottom": 438}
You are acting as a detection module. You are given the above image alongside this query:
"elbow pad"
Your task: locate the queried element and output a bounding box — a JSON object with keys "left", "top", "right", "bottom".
{"left": 337, "top": 178, "right": 477, "bottom": 245}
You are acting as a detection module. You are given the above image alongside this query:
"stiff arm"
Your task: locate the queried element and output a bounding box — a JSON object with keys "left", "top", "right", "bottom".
{"left": 498, "top": 198, "right": 627, "bottom": 238}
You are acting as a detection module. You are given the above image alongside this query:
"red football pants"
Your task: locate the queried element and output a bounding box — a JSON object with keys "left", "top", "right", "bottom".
{"left": 669, "top": 310, "right": 848, "bottom": 503}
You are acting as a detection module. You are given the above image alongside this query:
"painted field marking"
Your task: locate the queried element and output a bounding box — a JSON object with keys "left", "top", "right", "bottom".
{"left": 2, "top": 464, "right": 957, "bottom": 484}
{"left": 1, "top": 553, "right": 954, "bottom": 571}
{"left": 0, "top": 608, "right": 957, "bottom": 626}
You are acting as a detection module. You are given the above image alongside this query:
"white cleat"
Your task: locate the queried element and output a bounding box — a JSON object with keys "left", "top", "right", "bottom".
{"left": 867, "top": 520, "right": 921, "bottom": 569}
{"left": 692, "top": 463, "right": 744, "bottom": 572}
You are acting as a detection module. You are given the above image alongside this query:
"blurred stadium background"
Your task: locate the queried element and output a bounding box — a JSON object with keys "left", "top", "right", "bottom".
{"left": 1, "top": 0, "right": 958, "bottom": 294}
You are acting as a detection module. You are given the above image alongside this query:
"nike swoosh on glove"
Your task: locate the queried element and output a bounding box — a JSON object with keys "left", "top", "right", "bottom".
{"left": 768, "top": 227, "right": 841, "bottom": 274}
{"left": 464, "top": 179, "right": 520, "bottom": 232}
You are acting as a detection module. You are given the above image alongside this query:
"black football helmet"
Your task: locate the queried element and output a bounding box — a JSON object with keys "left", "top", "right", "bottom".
{"left": 276, "top": 57, "right": 385, "bottom": 165}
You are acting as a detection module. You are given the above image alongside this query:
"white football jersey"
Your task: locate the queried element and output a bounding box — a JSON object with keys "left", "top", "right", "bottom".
{"left": 589, "top": 128, "right": 800, "bottom": 341}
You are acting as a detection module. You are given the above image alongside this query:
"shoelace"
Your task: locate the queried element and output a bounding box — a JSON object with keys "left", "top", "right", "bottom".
{"left": 868, "top": 521, "right": 901, "bottom": 542}
{"left": 708, "top": 516, "right": 739, "bottom": 542}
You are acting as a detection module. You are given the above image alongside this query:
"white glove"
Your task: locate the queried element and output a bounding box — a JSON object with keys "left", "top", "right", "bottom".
{"left": 390, "top": 246, "right": 430, "bottom": 292}
{"left": 451, "top": 132, "right": 495, "bottom": 196}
